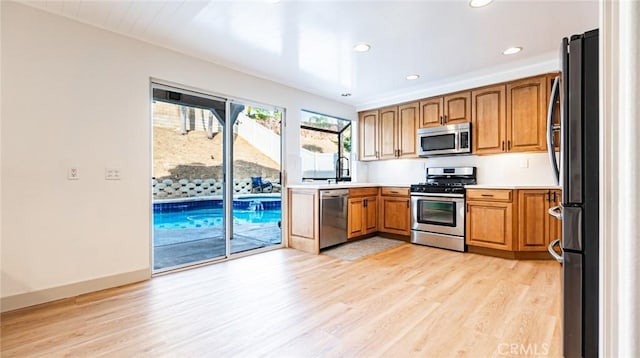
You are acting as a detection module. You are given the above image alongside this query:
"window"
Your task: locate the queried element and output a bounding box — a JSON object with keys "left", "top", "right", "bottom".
{"left": 300, "top": 110, "right": 351, "bottom": 181}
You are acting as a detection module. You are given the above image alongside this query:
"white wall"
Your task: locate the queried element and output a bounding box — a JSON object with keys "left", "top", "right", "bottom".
{"left": 366, "top": 152, "right": 556, "bottom": 186}
{"left": 0, "top": 2, "right": 355, "bottom": 305}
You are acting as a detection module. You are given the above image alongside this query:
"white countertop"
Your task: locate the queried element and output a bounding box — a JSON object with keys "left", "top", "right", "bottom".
{"left": 287, "top": 182, "right": 410, "bottom": 190}
{"left": 465, "top": 184, "right": 562, "bottom": 189}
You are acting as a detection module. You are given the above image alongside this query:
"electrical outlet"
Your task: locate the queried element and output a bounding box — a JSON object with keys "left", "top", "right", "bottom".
{"left": 520, "top": 159, "right": 529, "bottom": 168}
{"left": 68, "top": 167, "right": 80, "bottom": 180}
{"left": 105, "top": 168, "right": 121, "bottom": 180}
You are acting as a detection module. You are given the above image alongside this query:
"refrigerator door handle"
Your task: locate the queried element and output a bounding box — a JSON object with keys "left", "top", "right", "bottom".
{"left": 547, "top": 76, "right": 561, "bottom": 185}
{"left": 548, "top": 205, "right": 563, "bottom": 220}
{"left": 548, "top": 239, "right": 564, "bottom": 263}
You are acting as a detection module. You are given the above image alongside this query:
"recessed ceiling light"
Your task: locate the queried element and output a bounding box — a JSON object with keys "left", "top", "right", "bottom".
{"left": 341, "top": 93, "right": 352, "bottom": 97}
{"left": 502, "top": 46, "right": 523, "bottom": 55}
{"left": 353, "top": 43, "right": 371, "bottom": 52}
{"left": 469, "top": 0, "right": 494, "bottom": 8}
{"left": 406, "top": 74, "right": 420, "bottom": 80}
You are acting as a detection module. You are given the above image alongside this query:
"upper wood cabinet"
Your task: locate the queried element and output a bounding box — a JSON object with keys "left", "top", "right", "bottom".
{"left": 419, "top": 91, "right": 471, "bottom": 128}
{"left": 506, "top": 75, "right": 548, "bottom": 152}
{"left": 358, "top": 102, "right": 418, "bottom": 161}
{"left": 378, "top": 106, "right": 398, "bottom": 160}
{"left": 397, "top": 102, "right": 419, "bottom": 157}
{"left": 472, "top": 75, "right": 549, "bottom": 154}
{"left": 472, "top": 84, "right": 507, "bottom": 155}
{"left": 358, "top": 110, "right": 379, "bottom": 161}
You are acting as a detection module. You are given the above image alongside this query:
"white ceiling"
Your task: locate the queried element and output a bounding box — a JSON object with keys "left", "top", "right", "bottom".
{"left": 24, "top": 0, "right": 598, "bottom": 108}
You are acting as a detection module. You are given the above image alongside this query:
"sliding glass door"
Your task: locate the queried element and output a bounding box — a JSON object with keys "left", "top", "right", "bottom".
{"left": 151, "top": 84, "right": 283, "bottom": 272}
{"left": 231, "top": 102, "right": 282, "bottom": 254}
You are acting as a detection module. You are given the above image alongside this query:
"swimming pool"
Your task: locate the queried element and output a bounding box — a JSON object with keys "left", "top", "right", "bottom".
{"left": 154, "top": 208, "right": 281, "bottom": 230}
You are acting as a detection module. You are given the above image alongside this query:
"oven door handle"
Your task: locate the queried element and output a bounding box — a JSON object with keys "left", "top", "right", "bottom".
{"left": 410, "top": 192, "right": 465, "bottom": 198}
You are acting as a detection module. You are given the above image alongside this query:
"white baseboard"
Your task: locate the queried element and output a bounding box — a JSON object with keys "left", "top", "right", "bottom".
{"left": 0, "top": 269, "right": 150, "bottom": 313}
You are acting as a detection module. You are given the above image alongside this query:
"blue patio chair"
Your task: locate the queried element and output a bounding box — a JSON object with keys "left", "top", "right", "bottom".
{"left": 251, "top": 176, "right": 273, "bottom": 193}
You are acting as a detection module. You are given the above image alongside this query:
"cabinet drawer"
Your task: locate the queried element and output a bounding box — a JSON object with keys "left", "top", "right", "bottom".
{"left": 380, "top": 187, "right": 409, "bottom": 196}
{"left": 349, "top": 187, "right": 379, "bottom": 197}
{"left": 467, "top": 189, "right": 512, "bottom": 202}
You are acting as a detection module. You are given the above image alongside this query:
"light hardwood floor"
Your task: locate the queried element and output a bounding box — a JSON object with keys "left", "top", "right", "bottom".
{"left": 1, "top": 244, "right": 561, "bottom": 357}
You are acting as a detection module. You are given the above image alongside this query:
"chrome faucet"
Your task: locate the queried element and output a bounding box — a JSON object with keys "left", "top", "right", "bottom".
{"left": 335, "top": 156, "right": 351, "bottom": 182}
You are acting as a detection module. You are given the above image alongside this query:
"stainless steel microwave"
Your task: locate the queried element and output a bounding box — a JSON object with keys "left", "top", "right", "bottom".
{"left": 417, "top": 123, "right": 471, "bottom": 157}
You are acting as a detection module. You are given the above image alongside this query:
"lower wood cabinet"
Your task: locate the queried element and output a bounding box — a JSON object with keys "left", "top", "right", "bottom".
{"left": 347, "top": 188, "right": 378, "bottom": 239}
{"left": 378, "top": 188, "right": 411, "bottom": 236}
{"left": 287, "top": 188, "right": 319, "bottom": 254}
{"left": 466, "top": 200, "right": 514, "bottom": 251}
{"left": 519, "top": 189, "right": 563, "bottom": 251}
{"left": 466, "top": 188, "right": 562, "bottom": 255}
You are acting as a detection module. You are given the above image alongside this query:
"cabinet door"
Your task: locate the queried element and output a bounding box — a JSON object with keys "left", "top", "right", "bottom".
{"left": 379, "top": 196, "right": 410, "bottom": 235}
{"left": 364, "top": 196, "right": 378, "bottom": 234}
{"left": 466, "top": 201, "right": 513, "bottom": 250}
{"left": 506, "top": 75, "right": 548, "bottom": 152}
{"left": 472, "top": 85, "right": 507, "bottom": 155}
{"left": 419, "top": 97, "right": 443, "bottom": 128}
{"left": 347, "top": 198, "right": 365, "bottom": 239}
{"left": 518, "top": 190, "right": 550, "bottom": 251}
{"left": 358, "top": 110, "right": 378, "bottom": 161}
{"left": 397, "top": 102, "right": 419, "bottom": 158}
{"left": 443, "top": 91, "right": 472, "bottom": 125}
{"left": 378, "top": 106, "right": 398, "bottom": 160}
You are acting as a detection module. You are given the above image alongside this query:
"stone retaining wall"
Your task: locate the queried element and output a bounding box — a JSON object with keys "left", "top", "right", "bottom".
{"left": 152, "top": 177, "right": 281, "bottom": 199}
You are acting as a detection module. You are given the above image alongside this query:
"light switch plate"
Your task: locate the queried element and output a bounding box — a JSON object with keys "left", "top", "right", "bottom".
{"left": 68, "top": 167, "right": 80, "bottom": 180}
{"left": 105, "top": 168, "right": 121, "bottom": 180}
{"left": 520, "top": 159, "right": 529, "bottom": 168}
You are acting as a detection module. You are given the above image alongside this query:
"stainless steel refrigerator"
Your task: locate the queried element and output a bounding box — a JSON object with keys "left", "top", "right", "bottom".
{"left": 547, "top": 29, "right": 599, "bottom": 358}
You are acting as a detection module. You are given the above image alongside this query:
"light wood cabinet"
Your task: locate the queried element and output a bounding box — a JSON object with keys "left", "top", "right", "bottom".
{"left": 358, "top": 103, "right": 418, "bottom": 161}
{"left": 472, "top": 75, "right": 550, "bottom": 154}
{"left": 288, "top": 188, "right": 319, "bottom": 254}
{"left": 378, "top": 187, "right": 411, "bottom": 236}
{"left": 358, "top": 110, "right": 378, "bottom": 161}
{"left": 397, "top": 102, "right": 419, "bottom": 157}
{"left": 466, "top": 188, "right": 563, "bottom": 255}
{"left": 506, "top": 75, "right": 548, "bottom": 152}
{"left": 466, "top": 190, "right": 515, "bottom": 251}
{"left": 518, "top": 189, "right": 563, "bottom": 251}
{"left": 379, "top": 106, "right": 398, "bottom": 160}
{"left": 347, "top": 188, "right": 378, "bottom": 239}
{"left": 472, "top": 84, "right": 507, "bottom": 154}
{"left": 419, "top": 91, "right": 471, "bottom": 128}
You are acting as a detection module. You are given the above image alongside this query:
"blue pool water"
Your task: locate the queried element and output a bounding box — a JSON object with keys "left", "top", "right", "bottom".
{"left": 154, "top": 208, "right": 281, "bottom": 230}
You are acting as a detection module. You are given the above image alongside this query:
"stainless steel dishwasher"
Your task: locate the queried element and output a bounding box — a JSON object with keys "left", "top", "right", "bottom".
{"left": 319, "top": 189, "right": 349, "bottom": 249}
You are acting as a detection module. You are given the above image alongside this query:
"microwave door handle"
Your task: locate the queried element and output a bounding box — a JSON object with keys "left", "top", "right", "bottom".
{"left": 547, "top": 76, "right": 561, "bottom": 185}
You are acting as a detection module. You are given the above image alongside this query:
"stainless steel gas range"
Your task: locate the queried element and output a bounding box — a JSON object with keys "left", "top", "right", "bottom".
{"left": 410, "top": 167, "right": 477, "bottom": 252}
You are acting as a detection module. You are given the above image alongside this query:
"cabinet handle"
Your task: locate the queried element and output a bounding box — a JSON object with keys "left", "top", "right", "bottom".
{"left": 406, "top": 201, "right": 410, "bottom": 209}
{"left": 547, "top": 191, "right": 551, "bottom": 202}
{"left": 398, "top": 149, "right": 402, "bottom": 157}
{"left": 466, "top": 203, "right": 469, "bottom": 212}
{"left": 439, "top": 116, "right": 443, "bottom": 125}
{"left": 553, "top": 191, "right": 557, "bottom": 202}
{"left": 481, "top": 194, "right": 494, "bottom": 197}
{"left": 501, "top": 141, "right": 505, "bottom": 151}
{"left": 507, "top": 140, "right": 511, "bottom": 151}
{"left": 444, "top": 115, "right": 448, "bottom": 123}
{"left": 390, "top": 191, "right": 399, "bottom": 194}
{"left": 364, "top": 199, "right": 367, "bottom": 208}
